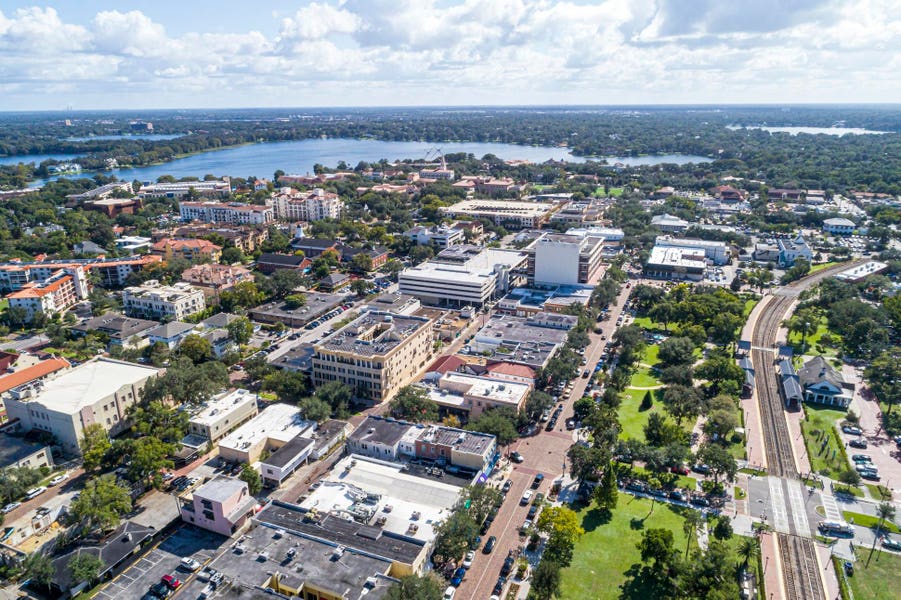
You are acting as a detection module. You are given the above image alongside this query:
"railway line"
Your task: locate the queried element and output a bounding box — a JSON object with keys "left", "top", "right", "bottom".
{"left": 749, "top": 261, "right": 862, "bottom": 600}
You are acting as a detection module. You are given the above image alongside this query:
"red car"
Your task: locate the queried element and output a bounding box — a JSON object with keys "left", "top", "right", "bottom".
{"left": 161, "top": 574, "right": 182, "bottom": 590}
{"left": 670, "top": 464, "right": 689, "bottom": 475}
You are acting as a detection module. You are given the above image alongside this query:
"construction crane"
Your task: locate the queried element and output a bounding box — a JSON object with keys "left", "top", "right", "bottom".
{"left": 423, "top": 147, "right": 446, "bottom": 171}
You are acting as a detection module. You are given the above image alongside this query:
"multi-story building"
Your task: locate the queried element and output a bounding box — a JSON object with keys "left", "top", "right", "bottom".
{"left": 399, "top": 246, "right": 528, "bottom": 307}
{"left": 312, "top": 310, "right": 436, "bottom": 404}
{"left": 644, "top": 246, "right": 707, "bottom": 281}
{"left": 468, "top": 312, "right": 575, "bottom": 369}
{"left": 402, "top": 225, "right": 465, "bottom": 248}
{"left": 151, "top": 238, "right": 222, "bottom": 262}
{"left": 65, "top": 182, "right": 133, "bottom": 204}
{"left": 6, "top": 267, "right": 90, "bottom": 321}
{"left": 425, "top": 372, "right": 531, "bottom": 419}
{"left": 777, "top": 234, "right": 813, "bottom": 267}
{"left": 255, "top": 253, "right": 311, "bottom": 274}
{"left": 654, "top": 236, "right": 730, "bottom": 265}
{"left": 122, "top": 280, "right": 206, "bottom": 320}
{"left": 179, "top": 201, "right": 274, "bottom": 225}
{"left": 3, "top": 358, "right": 160, "bottom": 455}
{"left": 139, "top": 179, "right": 231, "bottom": 199}
{"left": 269, "top": 187, "right": 344, "bottom": 221}
{"left": 526, "top": 231, "right": 605, "bottom": 286}
{"left": 217, "top": 403, "right": 314, "bottom": 465}
{"left": 84, "top": 197, "right": 144, "bottom": 218}
{"left": 548, "top": 199, "right": 605, "bottom": 226}
{"left": 822, "top": 217, "right": 855, "bottom": 235}
{"left": 169, "top": 224, "right": 269, "bottom": 254}
{"left": 650, "top": 213, "right": 691, "bottom": 233}
{"left": 0, "top": 355, "right": 71, "bottom": 420}
{"left": 181, "top": 263, "right": 254, "bottom": 299}
{"left": 0, "top": 255, "right": 160, "bottom": 292}
{"left": 187, "top": 389, "right": 259, "bottom": 444}
{"left": 71, "top": 312, "right": 160, "bottom": 349}
{"left": 180, "top": 477, "right": 256, "bottom": 536}
{"left": 442, "top": 199, "right": 557, "bottom": 229}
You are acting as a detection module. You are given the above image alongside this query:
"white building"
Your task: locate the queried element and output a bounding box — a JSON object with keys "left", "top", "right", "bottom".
{"left": 399, "top": 246, "right": 527, "bottom": 307}
{"left": 115, "top": 236, "right": 152, "bottom": 252}
{"left": 188, "top": 389, "right": 259, "bottom": 444}
{"left": 403, "top": 226, "right": 465, "bottom": 248}
{"left": 654, "top": 236, "right": 730, "bottom": 265}
{"left": 3, "top": 358, "right": 160, "bottom": 454}
{"left": 140, "top": 179, "right": 231, "bottom": 199}
{"left": 269, "top": 188, "right": 344, "bottom": 222}
{"left": 217, "top": 403, "right": 314, "bottom": 465}
{"left": 426, "top": 372, "right": 531, "bottom": 418}
{"left": 644, "top": 246, "right": 707, "bottom": 281}
{"left": 528, "top": 231, "right": 605, "bottom": 286}
{"left": 834, "top": 261, "right": 889, "bottom": 282}
{"left": 441, "top": 200, "right": 556, "bottom": 229}
{"left": 122, "top": 280, "right": 206, "bottom": 320}
{"left": 777, "top": 235, "right": 814, "bottom": 267}
{"left": 179, "top": 201, "right": 274, "bottom": 225}
{"left": 822, "top": 217, "right": 855, "bottom": 235}
{"left": 6, "top": 267, "right": 90, "bottom": 321}
{"left": 651, "top": 213, "right": 690, "bottom": 233}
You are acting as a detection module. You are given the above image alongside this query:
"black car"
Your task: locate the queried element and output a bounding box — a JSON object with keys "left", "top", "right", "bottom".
{"left": 545, "top": 420, "right": 556, "bottom": 432}
{"left": 690, "top": 496, "right": 711, "bottom": 507}
{"left": 492, "top": 576, "right": 506, "bottom": 596}
{"left": 149, "top": 582, "right": 172, "bottom": 598}
{"left": 500, "top": 556, "right": 515, "bottom": 577}
{"left": 861, "top": 471, "right": 881, "bottom": 481}
{"left": 502, "top": 480, "right": 513, "bottom": 494}
{"left": 527, "top": 504, "right": 539, "bottom": 519}
{"left": 849, "top": 438, "right": 868, "bottom": 449}
{"left": 531, "top": 474, "right": 544, "bottom": 489}
{"left": 483, "top": 535, "right": 496, "bottom": 554}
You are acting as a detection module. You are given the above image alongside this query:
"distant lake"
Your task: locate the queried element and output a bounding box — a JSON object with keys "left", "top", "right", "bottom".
{"left": 601, "top": 154, "right": 710, "bottom": 166}
{"left": 61, "top": 134, "right": 186, "bottom": 142}
{"left": 0, "top": 153, "right": 78, "bottom": 166}
{"left": 727, "top": 125, "right": 889, "bottom": 135}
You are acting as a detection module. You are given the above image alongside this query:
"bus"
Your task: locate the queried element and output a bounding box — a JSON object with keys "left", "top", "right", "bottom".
{"left": 818, "top": 520, "right": 855, "bottom": 537}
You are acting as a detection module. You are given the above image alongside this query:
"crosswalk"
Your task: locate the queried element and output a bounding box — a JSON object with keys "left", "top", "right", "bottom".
{"left": 766, "top": 477, "right": 812, "bottom": 536}
{"left": 768, "top": 477, "right": 790, "bottom": 533}
{"left": 786, "top": 479, "right": 811, "bottom": 537}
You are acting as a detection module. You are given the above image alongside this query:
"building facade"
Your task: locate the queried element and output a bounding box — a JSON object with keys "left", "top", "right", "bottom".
{"left": 180, "top": 478, "right": 256, "bottom": 536}
{"left": 188, "top": 389, "right": 259, "bottom": 443}
{"left": 179, "top": 201, "right": 274, "bottom": 225}
{"left": 269, "top": 188, "right": 344, "bottom": 221}
{"left": 151, "top": 238, "right": 222, "bottom": 263}
{"left": 6, "top": 267, "right": 90, "bottom": 320}
{"left": 122, "top": 280, "right": 207, "bottom": 320}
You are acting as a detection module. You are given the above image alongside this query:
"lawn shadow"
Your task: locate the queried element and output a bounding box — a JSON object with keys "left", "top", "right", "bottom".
{"left": 581, "top": 507, "right": 613, "bottom": 532}
{"left": 629, "top": 517, "right": 645, "bottom": 531}
{"left": 619, "top": 563, "right": 662, "bottom": 600}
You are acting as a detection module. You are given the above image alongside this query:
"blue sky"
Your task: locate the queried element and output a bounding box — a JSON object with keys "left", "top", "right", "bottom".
{"left": 0, "top": 0, "right": 898, "bottom": 110}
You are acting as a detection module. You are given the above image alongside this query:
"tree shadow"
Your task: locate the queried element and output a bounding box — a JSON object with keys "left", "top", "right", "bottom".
{"left": 629, "top": 517, "right": 646, "bottom": 531}
{"left": 582, "top": 507, "right": 612, "bottom": 532}
{"left": 619, "top": 564, "right": 662, "bottom": 600}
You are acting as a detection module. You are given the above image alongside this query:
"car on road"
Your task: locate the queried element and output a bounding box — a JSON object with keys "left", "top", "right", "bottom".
{"left": 690, "top": 496, "right": 711, "bottom": 507}
{"left": 842, "top": 425, "right": 862, "bottom": 435}
{"left": 527, "top": 504, "right": 540, "bottom": 519}
{"left": 180, "top": 557, "right": 202, "bottom": 572}
{"left": 501, "top": 555, "right": 515, "bottom": 577}
{"left": 521, "top": 490, "right": 533, "bottom": 505}
{"left": 849, "top": 438, "right": 868, "bottom": 449}
{"left": 531, "top": 474, "right": 544, "bottom": 489}
{"left": 443, "top": 586, "right": 456, "bottom": 600}
{"left": 669, "top": 490, "right": 686, "bottom": 502}
{"left": 450, "top": 567, "right": 466, "bottom": 586}
{"left": 49, "top": 473, "right": 69, "bottom": 486}
{"left": 24, "top": 486, "right": 47, "bottom": 500}
{"left": 2, "top": 502, "right": 21, "bottom": 514}
{"left": 851, "top": 454, "right": 871, "bottom": 463}
{"left": 502, "top": 480, "right": 513, "bottom": 494}
{"left": 510, "top": 451, "right": 524, "bottom": 464}
{"left": 161, "top": 574, "right": 182, "bottom": 590}
{"left": 462, "top": 550, "right": 475, "bottom": 569}
{"left": 492, "top": 576, "right": 506, "bottom": 596}
{"left": 483, "top": 536, "right": 496, "bottom": 554}
{"left": 692, "top": 464, "right": 711, "bottom": 475}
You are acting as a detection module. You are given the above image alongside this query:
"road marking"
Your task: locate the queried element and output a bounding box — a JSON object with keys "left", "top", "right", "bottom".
{"left": 786, "top": 479, "right": 811, "bottom": 537}
{"left": 768, "top": 477, "right": 790, "bottom": 533}
{"left": 821, "top": 492, "right": 842, "bottom": 522}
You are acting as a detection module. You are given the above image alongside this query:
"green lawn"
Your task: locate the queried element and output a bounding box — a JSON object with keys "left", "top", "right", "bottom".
{"left": 631, "top": 316, "right": 665, "bottom": 332}
{"left": 742, "top": 298, "right": 759, "bottom": 318}
{"left": 620, "top": 388, "right": 666, "bottom": 441}
{"left": 630, "top": 366, "right": 661, "bottom": 389}
{"left": 809, "top": 261, "right": 838, "bottom": 274}
{"left": 640, "top": 344, "right": 660, "bottom": 366}
{"left": 842, "top": 511, "right": 901, "bottom": 534}
{"left": 558, "top": 497, "right": 693, "bottom": 600}
{"left": 787, "top": 317, "right": 840, "bottom": 357}
{"left": 800, "top": 405, "right": 848, "bottom": 478}
{"left": 866, "top": 484, "right": 893, "bottom": 501}
{"left": 849, "top": 547, "right": 901, "bottom": 600}
{"left": 595, "top": 186, "right": 624, "bottom": 197}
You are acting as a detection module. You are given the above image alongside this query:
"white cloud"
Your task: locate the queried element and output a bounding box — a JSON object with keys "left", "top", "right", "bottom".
{"left": 0, "top": 0, "right": 898, "bottom": 108}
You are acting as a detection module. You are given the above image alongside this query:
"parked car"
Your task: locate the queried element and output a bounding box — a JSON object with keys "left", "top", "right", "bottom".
{"left": 527, "top": 504, "right": 539, "bottom": 519}
{"left": 180, "top": 557, "right": 202, "bottom": 572}
{"left": 443, "top": 586, "right": 456, "bottom": 600}
{"left": 24, "top": 487, "right": 47, "bottom": 500}
{"left": 690, "top": 496, "right": 711, "bottom": 507}
{"left": 510, "top": 451, "right": 524, "bottom": 464}
{"left": 49, "top": 473, "right": 69, "bottom": 486}
{"left": 531, "top": 474, "right": 544, "bottom": 489}
{"left": 861, "top": 471, "right": 881, "bottom": 481}
{"left": 521, "top": 490, "right": 533, "bottom": 505}
{"left": 692, "top": 464, "right": 711, "bottom": 475}
{"left": 492, "top": 576, "right": 506, "bottom": 596}
{"left": 502, "top": 480, "right": 513, "bottom": 494}
{"left": 842, "top": 425, "right": 862, "bottom": 435}
{"left": 851, "top": 454, "right": 871, "bottom": 463}
{"left": 849, "top": 438, "right": 868, "bottom": 449}
{"left": 149, "top": 582, "right": 172, "bottom": 598}
{"left": 2, "top": 502, "right": 21, "bottom": 514}
{"left": 450, "top": 567, "right": 466, "bottom": 587}
{"left": 483, "top": 536, "right": 497, "bottom": 554}
{"left": 462, "top": 550, "right": 475, "bottom": 569}
{"left": 882, "top": 535, "right": 901, "bottom": 551}
{"left": 161, "top": 574, "right": 182, "bottom": 590}
{"left": 501, "top": 555, "right": 515, "bottom": 577}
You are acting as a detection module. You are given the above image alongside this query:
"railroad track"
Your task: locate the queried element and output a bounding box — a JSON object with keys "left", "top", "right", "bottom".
{"left": 779, "top": 534, "right": 824, "bottom": 600}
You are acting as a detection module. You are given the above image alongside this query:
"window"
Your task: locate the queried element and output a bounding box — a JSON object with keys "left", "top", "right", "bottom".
{"left": 203, "top": 510, "right": 215, "bottom": 520}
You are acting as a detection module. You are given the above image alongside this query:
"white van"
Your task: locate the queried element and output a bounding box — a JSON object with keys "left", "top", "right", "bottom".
{"left": 25, "top": 487, "right": 47, "bottom": 500}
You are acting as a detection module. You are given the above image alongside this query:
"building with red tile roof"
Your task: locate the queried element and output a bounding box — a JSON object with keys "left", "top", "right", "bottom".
{"left": 152, "top": 238, "right": 222, "bottom": 263}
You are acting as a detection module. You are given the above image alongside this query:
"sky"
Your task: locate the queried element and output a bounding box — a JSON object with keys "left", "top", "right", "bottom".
{"left": 0, "top": 0, "right": 899, "bottom": 111}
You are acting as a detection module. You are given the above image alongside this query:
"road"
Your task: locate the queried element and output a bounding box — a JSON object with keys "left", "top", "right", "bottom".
{"left": 457, "top": 281, "right": 633, "bottom": 599}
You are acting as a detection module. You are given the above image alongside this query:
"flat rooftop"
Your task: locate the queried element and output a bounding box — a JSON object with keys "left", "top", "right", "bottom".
{"left": 190, "top": 389, "right": 257, "bottom": 427}
{"left": 316, "top": 311, "right": 432, "bottom": 357}
{"left": 12, "top": 358, "right": 159, "bottom": 414}
{"left": 647, "top": 246, "right": 707, "bottom": 269}
{"left": 193, "top": 476, "right": 247, "bottom": 504}
{"left": 834, "top": 261, "right": 888, "bottom": 281}
{"left": 438, "top": 372, "right": 530, "bottom": 406}
{"left": 217, "top": 403, "right": 312, "bottom": 453}
{"left": 401, "top": 247, "right": 527, "bottom": 286}
{"left": 347, "top": 416, "right": 411, "bottom": 449}
{"left": 475, "top": 314, "right": 571, "bottom": 346}
{"left": 0, "top": 435, "right": 48, "bottom": 467}
{"left": 249, "top": 292, "right": 344, "bottom": 322}
{"left": 655, "top": 235, "right": 727, "bottom": 249}
{"left": 443, "top": 199, "right": 555, "bottom": 218}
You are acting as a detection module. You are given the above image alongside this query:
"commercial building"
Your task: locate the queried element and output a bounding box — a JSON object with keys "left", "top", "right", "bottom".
{"left": 289, "top": 236, "right": 340, "bottom": 258}
{"left": 0, "top": 256, "right": 161, "bottom": 291}
{"left": 180, "top": 477, "right": 256, "bottom": 536}
{"left": 548, "top": 198, "right": 605, "bottom": 226}
{"left": 217, "top": 403, "right": 314, "bottom": 465}
{"left": 181, "top": 263, "right": 254, "bottom": 299}
{"left": 0, "top": 355, "right": 71, "bottom": 418}
{"left": 403, "top": 225, "right": 465, "bottom": 248}
{"left": 3, "top": 358, "right": 160, "bottom": 454}
{"left": 777, "top": 234, "right": 813, "bottom": 267}
{"left": 84, "top": 197, "right": 144, "bottom": 219}
{"left": 65, "top": 182, "right": 133, "bottom": 203}
{"left": 139, "top": 179, "right": 231, "bottom": 199}
{"left": 651, "top": 213, "right": 691, "bottom": 233}
{"left": 114, "top": 236, "right": 152, "bottom": 252}
{"left": 248, "top": 292, "right": 345, "bottom": 328}
{"left": 362, "top": 292, "right": 422, "bottom": 316}
{"left": 497, "top": 285, "right": 593, "bottom": 316}
{"left": 254, "top": 252, "right": 311, "bottom": 274}
{"left": 798, "top": 356, "right": 854, "bottom": 408}
{"left": 179, "top": 201, "right": 274, "bottom": 225}
{"left": 442, "top": 199, "right": 556, "bottom": 229}
{"left": 822, "top": 217, "right": 856, "bottom": 235}
{"left": 71, "top": 312, "right": 160, "bottom": 349}
{"left": 0, "top": 435, "right": 53, "bottom": 470}
{"left": 6, "top": 267, "right": 90, "bottom": 320}
{"left": 527, "top": 231, "right": 605, "bottom": 286}
{"left": 399, "top": 246, "right": 528, "bottom": 307}
{"left": 269, "top": 187, "right": 344, "bottom": 221}
{"left": 122, "top": 280, "right": 206, "bottom": 320}
{"left": 654, "top": 236, "right": 729, "bottom": 265}
{"left": 151, "top": 237, "right": 222, "bottom": 262}
{"left": 187, "top": 389, "right": 259, "bottom": 444}
{"left": 425, "top": 372, "right": 531, "bottom": 418}
{"left": 312, "top": 310, "right": 436, "bottom": 404}
{"left": 834, "top": 261, "right": 889, "bottom": 282}
{"left": 644, "top": 246, "right": 707, "bottom": 281}
{"left": 468, "top": 312, "right": 575, "bottom": 368}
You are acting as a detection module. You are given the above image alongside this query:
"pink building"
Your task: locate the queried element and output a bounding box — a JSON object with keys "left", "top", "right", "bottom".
{"left": 180, "top": 477, "right": 256, "bottom": 536}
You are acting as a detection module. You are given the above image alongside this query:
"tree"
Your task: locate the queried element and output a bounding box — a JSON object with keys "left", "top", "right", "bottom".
{"left": 695, "top": 354, "right": 744, "bottom": 396}
{"left": 432, "top": 511, "right": 478, "bottom": 565}
{"left": 68, "top": 553, "right": 104, "bottom": 586}
{"left": 662, "top": 385, "right": 703, "bottom": 427}
{"left": 865, "top": 349, "right": 901, "bottom": 418}
{"left": 240, "top": 464, "right": 262, "bottom": 495}
{"left": 867, "top": 501, "right": 897, "bottom": 567}
{"left": 127, "top": 436, "right": 175, "bottom": 489}
{"left": 593, "top": 463, "right": 618, "bottom": 512}
{"left": 638, "top": 528, "right": 676, "bottom": 568}
{"left": 536, "top": 505, "right": 584, "bottom": 563}
{"left": 284, "top": 293, "right": 307, "bottom": 309}
{"left": 314, "top": 381, "right": 353, "bottom": 418}
{"left": 351, "top": 252, "right": 374, "bottom": 273}
{"left": 350, "top": 279, "right": 371, "bottom": 297}
{"left": 389, "top": 386, "right": 439, "bottom": 423}
{"left": 71, "top": 475, "right": 132, "bottom": 531}
{"left": 657, "top": 336, "right": 696, "bottom": 368}
{"left": 649, "top": 300, "right": 677, "bottom": 331}
{"left": 465, "top": 407, "right": 519, "bottom": 446}
{"left": 220, "top": 246, "right": 244, "bottom": 264}
{"left": 22, "top": 552, "right": 53, "bottom": 593}
{"left": 529, "top": 558, "right": 562, "bottom": 600}
{"left": 462, "top": 484, "right": 504, "bottom": 525}
{"left": 80, "top": 423, "right": 111, "bottom": 472}
{"left": 737, "top": 536, "right": 759, "bottom": 568}
{"left": 712, "top": 515, "right": 733, "bottom": 541}
{"left": 697, "top": 442, "right": 738, "bottom": 485}
{"left": 384, "top": 573, "right": 444, "bottom": 600}
{"left": 130, "top": 400, "right": 189, "bottom": 444}
{"left": 298, "top": 396, "right": 331, "bottom": 422}
{"left": 703, "top": 409, "right": 739, "bottom": 443}
{"left": 177, "top": 334, "right": 213, "bottom": 363}
{"left": 526, "top": 390, "right": 554, "bottom": 421}
{"left": 683, "top": 510, "right": 704, "bottom": 555}
{"left": 269, "top": 269, "right": 304, "bottom": 299}
{"left": 226, "top": 316, "right": 253, "bottom": 344}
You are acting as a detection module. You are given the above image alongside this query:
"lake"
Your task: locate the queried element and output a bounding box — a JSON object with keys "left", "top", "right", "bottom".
{"left": 727, "top": 125, "right": 889, "bottom": 135}
{"left": 61, "top": 134, "right": 186, "bottom": 142}
{"left": 601, "top": 154, "right": 710, "bottom": 166}
{"left": 0, "top": 153, "right": 79, "bottom": 166}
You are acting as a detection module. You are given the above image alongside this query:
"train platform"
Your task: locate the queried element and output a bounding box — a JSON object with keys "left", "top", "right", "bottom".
{"left": 760, "top": 531, "right": 785, "bottom": 599}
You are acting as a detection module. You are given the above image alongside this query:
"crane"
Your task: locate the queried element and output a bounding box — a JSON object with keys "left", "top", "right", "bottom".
{"left": 422, "top": 147, "right": 446, "bottom": 171}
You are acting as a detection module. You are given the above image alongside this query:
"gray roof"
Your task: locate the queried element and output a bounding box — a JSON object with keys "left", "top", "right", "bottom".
{"left": 200, "top": 312, "right": 241, "bottom": 329}
{"left": 51, "top": 521, "right": 156, "bottom": 591}
{"left": 798, "top": 356, "right": 846, "bottom": 390}
{"left": 317, "top": 311, "right": 432, "bottom": 357}
{"left": 194, "top": 477, "right": 248, "bottom": 503}
{"left": 262, "top": 435, "right": 313, "bottom": 468}
{"left": 0, "top": 435, "right": 48, "bottom": 468}
{"left": 348, "top": 416, "right": 411, "bottom": 448}
{"left": 149, "top": 321, "right": 196, "bottom": 339}
{"left": 73, "top": 312, "right": 160, "bottom": 340}
{"left": 783, "top": 376, "right": 803, "bottom": 401}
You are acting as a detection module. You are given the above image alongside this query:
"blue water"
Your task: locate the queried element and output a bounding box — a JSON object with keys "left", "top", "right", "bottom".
{"left": 0, "top": 153, "right": 78, "bottom": 166}
{"left": 727, "top": 125, "right": 889, "bottom": 135}
{"left": 61, "top": 134, "right": 185, "bottom": 142}
{"left": 603, "top": 154, "right": 710, "bottom": 166}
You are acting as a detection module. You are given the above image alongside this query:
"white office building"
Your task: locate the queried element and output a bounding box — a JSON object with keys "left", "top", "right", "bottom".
{"left": 822, "top": 218, "right": 855, "bottom": 235}
{"left": 403, "top": 226, "right": 465, "bottom": 248}
{"left": 187, "top": 389, "right": 260, "bottom": 444}
{"left": 654, "top": 236, "right": 729, "bottom": 265}
{"left": 122, "top": 280, "right": 207, "bottom": 320}
{"left": 528, "top": 231, "right": 605, "bottom": 286}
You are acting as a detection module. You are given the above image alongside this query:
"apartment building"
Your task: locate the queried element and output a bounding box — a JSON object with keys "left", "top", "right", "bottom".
{"left": 527, "top": 231, "right": 605, "bottom": 286}
{"left": 151, "top": 238, "right": 222, "bottom": 262}
{"left": 402, "top": 225, "right": 465, "bottom": 248}
{"left": 269, "top": 187, "right": 344, "bottom": 221}
{"left": 181, "top": 263, "right": 254, "bottom": 298}
{"left": 140, "top": 179, "right": 231, "bottom": 199}
{"left": 6, "top": 267, "right": 90, "bottom": 321}
{"left": 122, "top": 280, "right": 206, "bottom": 320}
{"left": 3, "top": 358, "right": 160, "bottom": 454}
{"left": 179, "top": 201, "right": 274, "bottom": 225}
{"left": 442, "top": 199, "right": 556, "bottom": 229}
{"left": 180, "top": 478, "right": 255, "bottom": 536}
{"left": 171, "top": 224, "right": 269, "bottom": 253}
{"left": 0, "top": 255, "right": 161, "bottom": 292}
{"left": 312, "top": 310, "right": 436, "bottom": 404}
{"left": 187, "top": 389, "right": 259, "bottom": 444}
{"left": 71, "top": 312, "right": 160, "bottom": 349}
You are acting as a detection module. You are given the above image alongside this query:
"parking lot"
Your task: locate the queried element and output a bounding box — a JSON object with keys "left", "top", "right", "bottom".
{"left": 95, "top": 526, "right": 227, "bottom": 600}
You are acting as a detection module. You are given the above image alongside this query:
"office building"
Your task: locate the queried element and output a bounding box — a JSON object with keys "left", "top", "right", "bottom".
{"left": 114, "top": 236, "right": 152, "bottom": 252}
{"left": 179, "top": 201, "right": 274, "bottom": 225}
{"left": 654, "top": 236, "right": 729, "bottom": 265}
{"left": 0, "top": 435, "right": 53, "bottom": 470}
{"left": 85, "top": 197, "right": 144, "bottom": 219}
{"left": 834, "top": 261, "right": 889, "bottom": 283}
{"left": 216, "top": 403, "right": 314, "bottom": 465}
{"left": 644, "top": 246, "right": 707, "bottom": 281}
{"left": 469, "top": 312, "right": 575, "bottom": 368}
{"left": 140, "top": 179, "right": 231, "bottom": 199}
{"left": 269, "top": 187, "right": 344, "bottom": 221}
{"left": 65, "top": 182, "right": 133, "bottom": 203}
{"left": 403, "top": 225, "right": 465, "bottom": 248}
{"left": 442, "top": 199, "right": 556, "bottom": 229}
{"left": 312, "top": 310, "right": 436, "bottom": 404}
{"left": 822, "top": 217, "right": 856, "bottom": 235}
{"left": 425, "top": 372, "right": 531, "bottom": 419}
{"left": 3, "top": 358, "right": 160, "bottom": 454}
{"left": 527, "top": 231, "right": 605, "bottom": 286}
{"left": 187, "top": 389, "right": 259, "bottom": 444}
{"left": 180, "top": 477, "right": 256, "bottom": 536}
{"left": 651, "top": 213, "right": 691, "bottom": 233}
{"left": 122, "top": 280, "right": 206, "bottom": 320}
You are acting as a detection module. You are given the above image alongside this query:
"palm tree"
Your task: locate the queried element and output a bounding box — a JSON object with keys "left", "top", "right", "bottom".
{"left": 737, "top": 536, "right": 759, "bottom": 569}
{"left": 683, "top": 511, "right": 704, "bottom": 556}
{"left": 867, "top": 501, "right": 897, "bottom": 566}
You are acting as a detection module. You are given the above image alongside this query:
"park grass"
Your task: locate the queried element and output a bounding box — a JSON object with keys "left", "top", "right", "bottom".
{"left": 866, "top": 484, "right": 893, "bottom": 501}
{"left": 842, "top": 511, "right": 901, "bottom": 534}
{"left": 809, "top": 261, "right": 838, "bottom": 275}
{"left": 742, "top": 297, "right": 759, "bottom": 318}
{"left": 641, "top": 343, "right": 660, "bottom": 366}
{"left": 834, "top": 484, "right": 865, "bottom": 498}
{"left": 787, "top": 316, "right": 840, "bottom": 358}
{"left": 620, "top": 388, "right": 666, "bottom": 441}
{"left": 558, "top": 496, "right": 692, "bottom": 600}
{"left": 595, "top": 186, "right": 624, "bottom": 197}
{"left": 630, "top": 366, "right": 661, "bottom": 389}
{"left": 631, "top": 316, "right": 665, "bottom": 332}
{"left": 800, "top": 405, "right": 848, "bottom": 478}
{"left": 849, "top": 547, "right": 901, "bottom": 600}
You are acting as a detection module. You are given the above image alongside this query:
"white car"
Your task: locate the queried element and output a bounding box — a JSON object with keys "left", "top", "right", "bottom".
{"left": 49, "top": 473, "right": 69, "bottom": 486}
{"left": 25, "top": 487, "right": 47, "bottom": 500}
{"left": 180, "top": 557, "right": 201, "bottom": 572}
{"left": 443, "top": 586, "right": 456, "bottom": 600}
{"left": 1, "top": 502, "right": 21, "bottom": 514}
{"left": 520, "top": 490, "right": 533, "bottom": 505}
{"left": 462, "top": 550, "right": 475, "bottom": 569}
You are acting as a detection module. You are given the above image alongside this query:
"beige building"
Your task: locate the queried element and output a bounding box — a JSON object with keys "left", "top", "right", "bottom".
{"left": 269, "top": 187, "right": 344, "bottom": 221}
{"left": 426, "top": 372, "right": 531, "bottom": 418}
{"left": 216, "top": 403, "right": 313, "bottom": 465}
{"left": 3, "top": 358, "right": 160, "bottom": 455}
{"left": 122, "top": 280, "right": 207, "bottom": 320}
{"left": 187, "top": 389, "right": 259, "bottom": 444}
{"left": 312, "top": 311, "right": 436, "bottom": 404}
